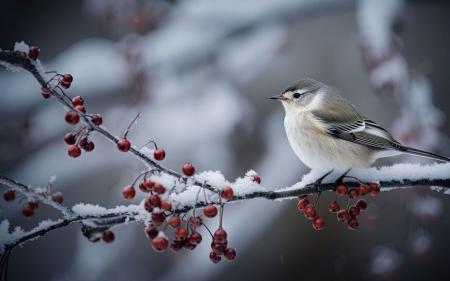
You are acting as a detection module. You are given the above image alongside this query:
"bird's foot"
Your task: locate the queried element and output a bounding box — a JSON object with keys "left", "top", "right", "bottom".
{"left": 314, "top": 169, "right": 334, "bottom": 193}
{"left": 334, "top": 169, "right": 352, "bottom": 185}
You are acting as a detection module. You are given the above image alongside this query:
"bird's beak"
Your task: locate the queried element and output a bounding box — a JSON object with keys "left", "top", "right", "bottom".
{"left": 269, "top": 94, "right": 286, "bottom": 101}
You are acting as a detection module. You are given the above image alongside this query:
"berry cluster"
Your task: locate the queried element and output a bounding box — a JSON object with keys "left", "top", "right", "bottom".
{"left": 297, "top": 181, "right": 380, "bottom": 230}
{"left": 3, "top": 187, "right": 64, "bottom": 218}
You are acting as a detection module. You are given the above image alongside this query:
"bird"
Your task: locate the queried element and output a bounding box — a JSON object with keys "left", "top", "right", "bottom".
{"left": 270, "top": 78, "right": 450, "bottom": 176}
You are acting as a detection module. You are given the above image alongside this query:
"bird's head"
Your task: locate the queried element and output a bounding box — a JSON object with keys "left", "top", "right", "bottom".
{"left": 270, "top": 78, "right": 323, "bottom": 113}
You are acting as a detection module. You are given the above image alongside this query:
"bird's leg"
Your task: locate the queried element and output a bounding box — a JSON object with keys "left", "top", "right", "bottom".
{"left": 334, "top": 169, "right": 352, "bottom": 185}
{"left": 314, "top": 169, "right": 334, "bottom": 193}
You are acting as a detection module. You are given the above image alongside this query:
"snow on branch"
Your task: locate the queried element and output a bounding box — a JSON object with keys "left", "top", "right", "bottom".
{"left": 1, "top": 45, "right": 450, "bottom": 266}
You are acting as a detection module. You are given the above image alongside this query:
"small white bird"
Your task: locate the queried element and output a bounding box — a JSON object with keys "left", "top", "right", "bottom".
{"left": 271, "top": 78, "right": 450, "bottom": 175}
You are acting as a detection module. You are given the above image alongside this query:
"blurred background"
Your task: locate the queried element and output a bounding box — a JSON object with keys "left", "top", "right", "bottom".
{"left": 1, "top": 0, "right": 450, "bottom": 280}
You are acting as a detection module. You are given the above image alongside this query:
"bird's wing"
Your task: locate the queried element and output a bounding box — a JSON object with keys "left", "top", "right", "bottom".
{"left": 311, "top": 91, "right": 404, "bottom": 150}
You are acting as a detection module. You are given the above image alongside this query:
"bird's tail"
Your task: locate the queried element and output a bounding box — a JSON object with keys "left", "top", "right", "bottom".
{"left": 402, "top": 146, "right": 450, "bottom": 162}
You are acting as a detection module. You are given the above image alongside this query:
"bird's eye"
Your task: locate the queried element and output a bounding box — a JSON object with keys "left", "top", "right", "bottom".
{"left": 293, "top": 92, "right": 301, "bottom": 99}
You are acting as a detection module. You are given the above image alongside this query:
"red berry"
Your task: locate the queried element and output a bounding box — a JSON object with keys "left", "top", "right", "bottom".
{"left": 224, "top": 248, "right": 237, "bottom": 261}
{"left": 337, "top": 210, "right": 349, "bottom": 222}
{"left": 75, "top": 105, "right": 86, "bottom": 113}
{"left": 91, "top": 114, "right": 103, "bottom": 126}
{"left": 348, "top": 189, "right": 359, "bottom": 199}
{"left": 154, "top": 148, "right": 166, "bottom": 160}
{"left": 336, "top": 183, "right": 348, "bottom": 196}
{"left": 152, "top": 236, "right": 169, "bottom": 252}
{"left": 203, "top": 204, "right": 218, "bottom": 218}
{"left": 251, "top": 175, "right": 261, "bottom": 184}
{"left": 304, "top": 204, "right": 317, "bottom": 220}
{"left": 64, "top": 133, "right": 76, "bottom": 145}
{"left": 28, "top": 46, "right": 40, "bottom": 59}
{"left": 347, "top": 217, "right": 359, "bottom": 230}
{"left": 65, "top": 111, "right": 80, "bottom": 125}
{"left": 312, "top": 217, "right": 325, "bottom": 231}
{"left": 160, "top": 200, "right": 172, "bottom": 211}
{"left": 41, "top": 87, "right": 51, "bottom": 99}
{"left": 349, "top": 206, "right": 360, "bottom": 217}
{"left": 151, "top": 212, "right": 165, "bottom": 226}
{"left": 328, "top": 200, "right": 340, "bottom": 213}
{"left": 297, "top": 196, "right": 309, "bottom": 211}
{"left": 356, "top": 199, "right": 368, "bottom": 210}
{"left": 220, "top": 186, "right": 234, "bottom": 200}
{"left": 168, "top": 215, "right": 181, "bottom": 228}
{"left": 182, "top": 163, "right": 195, "bottom": 176}
{"left": 3, "top": 189, "right": 15, "bottom": 201}
{"left": 171, "top": 241, "right": 184, "bottom": 252}
{"left": 369, "top": 182, "right": 380, "bottom": 196}
{"left": 63, "top": 74, "right": 73, "bottom": 84}
{"left": 189, "top": 232, "right": 202, "bottom": 245}
{"left": 147, "top": 195, "right": 161, "bottom": 208}
{"left": 79, "top": 138, "right": 94, "bottom": 152}
{"left": 68, "top": 145, "right": 81, "bottom": 158}
{"left": 102, "top": 230, "right": 115, "bottom": 243}
{"left": 188, "top": 216, "right": 203, "bottom": 227}
{"left": 51, "top": 192, "right": 64, "bottom": 204}
{"left": 117, "top": 138, "right": 131, "bottom": 152}
{"left": 144, "top": 200, "right": 153, "bottom": 213}
{"left": 153, "top": 183, "right": 166, "bottom": 194}
{"left": 358, "top": 183, "right": 369, "bottom": 195}
{"left": 28, "top": 200, "right": 39, "bottom": 210}
{"left": 175, "top": 227, "right": 189, "bottom": 241}
{"left": 122, "top": 185, "right": 136, "bottom": 199}
{"left": 60, "top": 81, "right": 70, "bottom": 89}
{"left": 143, "top": 179, "right": 155, "bottom": 190}
{"left": 22, "top": 205, "right": 34, "bottom": 217}
{"left": 209, "top": 251, "right": 221, "bottom": 264}
{"left": 214, "top": 228, "right": 227, "bottom": 243}
{"left": 144, "top": 225, "right": 158, "bottom": 239}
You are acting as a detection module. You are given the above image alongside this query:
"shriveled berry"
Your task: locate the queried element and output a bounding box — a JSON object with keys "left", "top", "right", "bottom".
{"left": 348, "top": 189, "right": 359, "bottom": 199}
{"left": 347, "top": 217, "right": 359, "bottom": 230}
{"left": 91, "top": 114, "right": 103, "bottom": 126}
{"left": 102, "top": 230, "right": 115, "bottom": 243}
{"left": 337, "top": 210, "right": 349, "bottom": 222}
{"left": 251, "top": 175, "right": 261, "bottom": 184}
{"left": 175, "top": 227, "right": 189, "bottom": 241}
{"left": 203, "top": 204, "right": 218, "bottom": 218}
{"left": 151, "top": 212, "right": 165, "bottom": 226}
{"left": 144, "top": 200, "right": 153, "bottom": 213}
{"left": 304, "top": 204, "right": 317, "bottom": 220}
{"left": 312, "top": 217, "right": 325, "bottom": 231}
{"left": 154, "top": 148, "right": 165, "bottom": 160}
{"left": 64, "top": 133, "right": 76, "bottom": 145}
{"left": 117, "top": 138, "right": 131, "bottom": 152}
{"left": 358, "top": 183, "right": 369, "bottom": 195}
{"left": 122, "top": 185, "right": 136, "bottom": 199}
{"left": 182, "top": 163, "right": 195, "bottom": 176}
{"left": 328, "top": 200, "right": 340, "bottom": 213}
{"left": 336, "top": 183, "right": 348, "bottom": 196}
{"left": 209, "top": 251, "right": 221, "bottom": 263}
{"left": 63, "top": 74, "right": 73, "bottom": 84}
{"left": 184, "top": 241, "right": 196, "bottom": 250}
{"left": 356, "top": 199, "right": 368, "bottom": 210}
{"left": 171, "top": 241, "right": 184, "bottom": 252}
{"left": 224, "top": 248, "right": 237, "bottom": 261}
{"left": 153, "top": 183, "right": 166, "bottom": 194}
{"left": 188, "top": 216, "right": 203, "bottom": 227}
{"left": 152, "top": 236, "right": 169, "bottom": 252}
{"left": 68, "top": 145, "right": 81, "bottom": 158}
{"left": 214, "top": 228, "right": 227, "bottom": 243}
{"left": 3, "top": 189, "right": 15, "bottom": 201}
{"left": 145, "top": 225, "right": 159, "bottom": 239}
{"left": 369, "top": 182, "right": 380, "bottom": 196}
{"left": 168, "top": 215, "right": 181, "bottom": 228}
{"left": 189, "top": 232, "right": 202, "bottom": 245}
{"left": 160, "top": 199, "right": 172, "bottom": 211}
{"left": 297, "top": 196, "right": 309, "bottom": 211}
{"left": 75, "top": 105, "right": 86, "bottom": 113}
{"left": 211, "top": 241, "right": 227, "bottom": 254}
{"left": 349, "top": 206, "right": 360, "bottom": 217}
{"left": 80, "top": 138, "right": 95, "bottom": 152}
{"left": 147, "top": 195, "right": 161, "bottom": 208}
{"left": 65, "top": 111, "right": 80, "bottom": 125}
{"left": 22, "top": 205, "right": 34, "bottom": 217}
{"left": 51, "top": 192, "right": 64, "bottom": 204}
{"left": 220, "top": 186, "right": 234, "bottom": 200}
{"left": 28, "top": 46, "right": 40, "bottom": 59}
